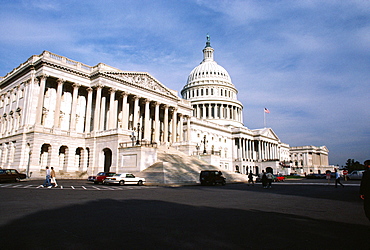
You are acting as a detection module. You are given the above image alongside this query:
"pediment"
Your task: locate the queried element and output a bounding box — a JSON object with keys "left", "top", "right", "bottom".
{"left": 253, "top": 128, "right": 280, "bottom": 141}
{"left": 104, "top": 72, "right": 178, "bottom": 99}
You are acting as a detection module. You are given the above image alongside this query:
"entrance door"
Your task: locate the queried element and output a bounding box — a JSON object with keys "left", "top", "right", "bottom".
{"left": 103, "top": 148, "right": 112, "bottom": 172}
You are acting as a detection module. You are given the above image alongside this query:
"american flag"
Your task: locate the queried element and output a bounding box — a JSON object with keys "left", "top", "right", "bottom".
{"left": 264, "top": 108, "right": 270, "bottom": 113}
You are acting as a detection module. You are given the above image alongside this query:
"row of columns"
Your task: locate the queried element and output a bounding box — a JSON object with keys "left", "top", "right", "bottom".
{"left": 235, "top": 138, "right": 279, "bottom": 161}
{"left": 34, "top": 75, "right": 191, "bottom": 143}
{"left": 193, "top": 103, "right": 242, "bottom": 122}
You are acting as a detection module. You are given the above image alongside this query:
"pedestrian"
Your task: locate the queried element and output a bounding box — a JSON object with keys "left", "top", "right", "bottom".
{"left": 260, "top": 170, "right": 268, "bottom": 188}
{"left": 334, "top": 168, "right": 344, "bottom": 188}
{"left": 360, "top": 160, "right": 370, "bottom": 221}
{"left": 326, "top": 170, "right": 331, "bottom": 185}
{"left": 50, "top": 167, "right": 58, "bottom": 187}
{"left": 41, "top": 166, "right": 52, "bottom": 188}
{"left": 247, "top": 171, "right": 254, "bottom": 186}
{"left": 266, "top": 171, "right": 273, "bottom": 189}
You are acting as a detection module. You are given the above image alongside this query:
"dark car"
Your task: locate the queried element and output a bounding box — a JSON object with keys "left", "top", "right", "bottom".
{"left": 200, "top": 170, "right": 226, "bottom": 186}
{"left": 0, "top": 169, "right": 27, "bottom": 182}
{"left": 306, "top": 174, "right": 325, "bottom": 179}
{"left": 88, "top": 172, "right": 116, "bottom": 184}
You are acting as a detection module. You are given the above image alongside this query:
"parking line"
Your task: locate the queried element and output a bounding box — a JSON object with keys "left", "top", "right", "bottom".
{"left": 82, "top": 186, "right": 87, "bottom": 189}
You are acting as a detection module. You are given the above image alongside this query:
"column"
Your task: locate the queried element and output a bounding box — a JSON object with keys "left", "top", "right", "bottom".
{"left": 144, "top": 99, "right": 150, "bottom": 140}
{"left": 163, "top": 105, "right": 168, "bottom": 143}
{"left": 85, "top": 87, "right": 93, "bottom": 133}
{"left": 237, "top": 138, "right": 242, "bottom": 160}
{"left": 93, "top": 84, "right": 103, "bottom": 131}
{"left": 54, "top": 78, "right": 64, "bottom": 128}
{"left": 121, "top": 92, "right": 128, "bottom": 130}
{"left": 251, "top": 140, "right": 255, "bottom": 160}
{"left": 186, "top": 116, "right": 191, "bottom": 141}
{"left": 35, "top": 75, "right": 47, "bottom": 125}
{"left": 207, "top": 104, "right": 211, "bottom": 118}
{"left": 171, "top": 108, "right": 177, "bottom": 143}
{"left": 154, "top": 102, "right": 160, "bottom": 143}
{"left": 178, "top": 113, "right": 183, "bottom": 142}
{"left": 133, "top": 96, "right": 139, "bottom": 128}
{"left": 108, "top": 88, "right": 116, "bottom": 129}
{"left": 100, "top": 96, "right": 106, "bottom": 130}
{"left": 69, "top": 83, "right": 80, "bottom": 131}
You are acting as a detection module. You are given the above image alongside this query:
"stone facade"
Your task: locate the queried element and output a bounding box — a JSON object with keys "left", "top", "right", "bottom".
{"left": 0, "top": 38, "right": 330, "bottom": 179}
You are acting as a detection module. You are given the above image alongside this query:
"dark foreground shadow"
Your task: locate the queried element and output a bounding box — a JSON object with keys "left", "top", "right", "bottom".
{"left": 1, "top": 199, "right": 369, "bottom": 250}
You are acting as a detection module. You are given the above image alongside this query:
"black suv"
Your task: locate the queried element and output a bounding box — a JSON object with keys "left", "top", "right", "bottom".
{"left": 200, "top": 170, "right": 226, "bottom": 186}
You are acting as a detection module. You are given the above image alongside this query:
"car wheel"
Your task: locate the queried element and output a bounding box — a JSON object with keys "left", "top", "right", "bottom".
{"left": 94, "top": 181, "right": 98, "bottom": 184}
{"left": 137, "top": 180, "right": 143, "bottom": 185}
{"left": 119, "top": 180, "right": 125, "bottom": 186}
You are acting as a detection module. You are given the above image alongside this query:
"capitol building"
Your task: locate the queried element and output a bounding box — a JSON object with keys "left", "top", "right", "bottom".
{"left": 0, "top": 37, "right": 330, "bottom": 182}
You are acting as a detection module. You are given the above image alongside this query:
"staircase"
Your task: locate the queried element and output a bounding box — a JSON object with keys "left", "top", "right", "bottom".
{"left": 139, "top": 146, "right": 248, "bottom": 185}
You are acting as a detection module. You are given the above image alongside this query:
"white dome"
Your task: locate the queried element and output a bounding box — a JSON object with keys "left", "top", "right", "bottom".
{"left": 187, "top": 60, "right": 231, "bottom": 84}
{"left": 181, "top": 36, "right": 244, "bottom": 128}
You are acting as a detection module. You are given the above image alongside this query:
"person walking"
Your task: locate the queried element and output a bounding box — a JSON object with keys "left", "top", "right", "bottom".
{"left": 41, "top": 166, "right": 52, "bottom": 188}
{"left": 334, "top": 168, "right": 344, "bottom": 188}
{"left": 50, "top": 167, "right": 58, "bottom": 187}
{"left": 247, "top": 171, "right": 254, "bottom": 186}
{"left": 266, "top": 171, "right": 273, "bottom": 189}
{"left": 360, "top": 160, "right": 370, "bottom": 221}
{"left": 326, "top": 170, "right": 331, "bottom": 185}
{"left": 260, "top": 170, "right": 268, "bottom": 188}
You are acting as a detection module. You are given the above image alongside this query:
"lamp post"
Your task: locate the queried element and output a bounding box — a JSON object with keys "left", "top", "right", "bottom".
{"left": 136, "top": 123, "right": 140, "bottom": 145}
{"left": 27, "top": 150, "right": 32, "bottom": 178}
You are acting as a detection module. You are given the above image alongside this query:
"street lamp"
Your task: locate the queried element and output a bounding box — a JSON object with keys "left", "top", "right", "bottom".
{"left": 136, "top": 123, "right": 140, "bottom": 145}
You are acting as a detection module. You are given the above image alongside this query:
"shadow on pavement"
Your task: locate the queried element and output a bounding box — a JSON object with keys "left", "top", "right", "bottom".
{"left": 194, "top": 183, "right": 364, "bottom": 203}
{"left": 0, "top": 199, "right": 368, "bottom": 250}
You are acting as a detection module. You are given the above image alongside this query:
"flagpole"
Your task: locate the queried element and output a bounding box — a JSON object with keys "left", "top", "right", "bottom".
{"left": 264, "top": 108, "right": 266, "bottom": 128}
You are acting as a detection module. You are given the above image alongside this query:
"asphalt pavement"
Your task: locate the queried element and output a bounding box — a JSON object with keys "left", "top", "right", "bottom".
{"left": 0, "top": 178, "right": 368, "bottom": 250}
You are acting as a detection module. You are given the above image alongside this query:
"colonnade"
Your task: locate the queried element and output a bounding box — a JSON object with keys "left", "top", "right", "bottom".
{"left": 192, "top": 103, "right": 242, "bottom": 123}
{"left": 235, "top": 138, "right": 279, "bottom": 162}
{"left": 34, "top": 75, "right": 191, "bottom": 143}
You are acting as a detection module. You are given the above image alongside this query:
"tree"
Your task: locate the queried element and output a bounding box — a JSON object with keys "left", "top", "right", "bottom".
{"left": 345, "top": 159, "right": 364, "bottom": 172}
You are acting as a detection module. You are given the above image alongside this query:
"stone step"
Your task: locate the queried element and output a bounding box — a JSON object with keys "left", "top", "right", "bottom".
{"left": 142, "top": 147, "right": 247, "bottom": 184}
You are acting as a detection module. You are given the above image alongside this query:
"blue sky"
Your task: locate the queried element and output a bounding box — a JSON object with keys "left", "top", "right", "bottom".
{"left": 0, "top": 0, "right": 369, "bottom": 166}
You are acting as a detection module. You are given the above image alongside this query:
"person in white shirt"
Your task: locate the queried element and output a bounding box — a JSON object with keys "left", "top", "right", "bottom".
{"left": 266, "top": 172, "right": 273, "bottom": 188}
{"left": 334, "top": 168, "right": 344, "bottom": 188}
{"left": 41, "top": 166, "right": 52, "bottom": 188}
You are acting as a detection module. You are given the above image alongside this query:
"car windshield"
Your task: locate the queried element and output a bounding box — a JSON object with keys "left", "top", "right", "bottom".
{"left": 97, "top": 173, "right": 105, "bottom": 176}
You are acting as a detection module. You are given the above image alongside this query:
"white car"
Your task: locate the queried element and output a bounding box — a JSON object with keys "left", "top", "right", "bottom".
{"left": 347, "top": 170, "right": 365, "bottom": 180}
{"left": 104, "top": 173, "right": 145, "bottom": 185}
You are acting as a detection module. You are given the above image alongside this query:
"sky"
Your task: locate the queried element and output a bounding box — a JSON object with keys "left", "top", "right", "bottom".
{"left": 0, "top": 0, "right": 369, "bottom": 166}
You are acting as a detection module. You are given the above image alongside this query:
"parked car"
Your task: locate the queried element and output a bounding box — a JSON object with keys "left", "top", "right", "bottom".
{"left": 200, "top": 170, "right": 226, "bottom": 186}
{"left": 88, "top": 172, "right": 116, "bottom": 184}
{"left": 104, "top": 173, "right": 145, "bottom": 185}
{"left": 273, "top": 175, "right": 285, "bottom": 182}
{"left": 0, "top": 169, "right": 27, "bottom": 182}
{"left": 347, "top": 170, "right": 365, "bottom": 180}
